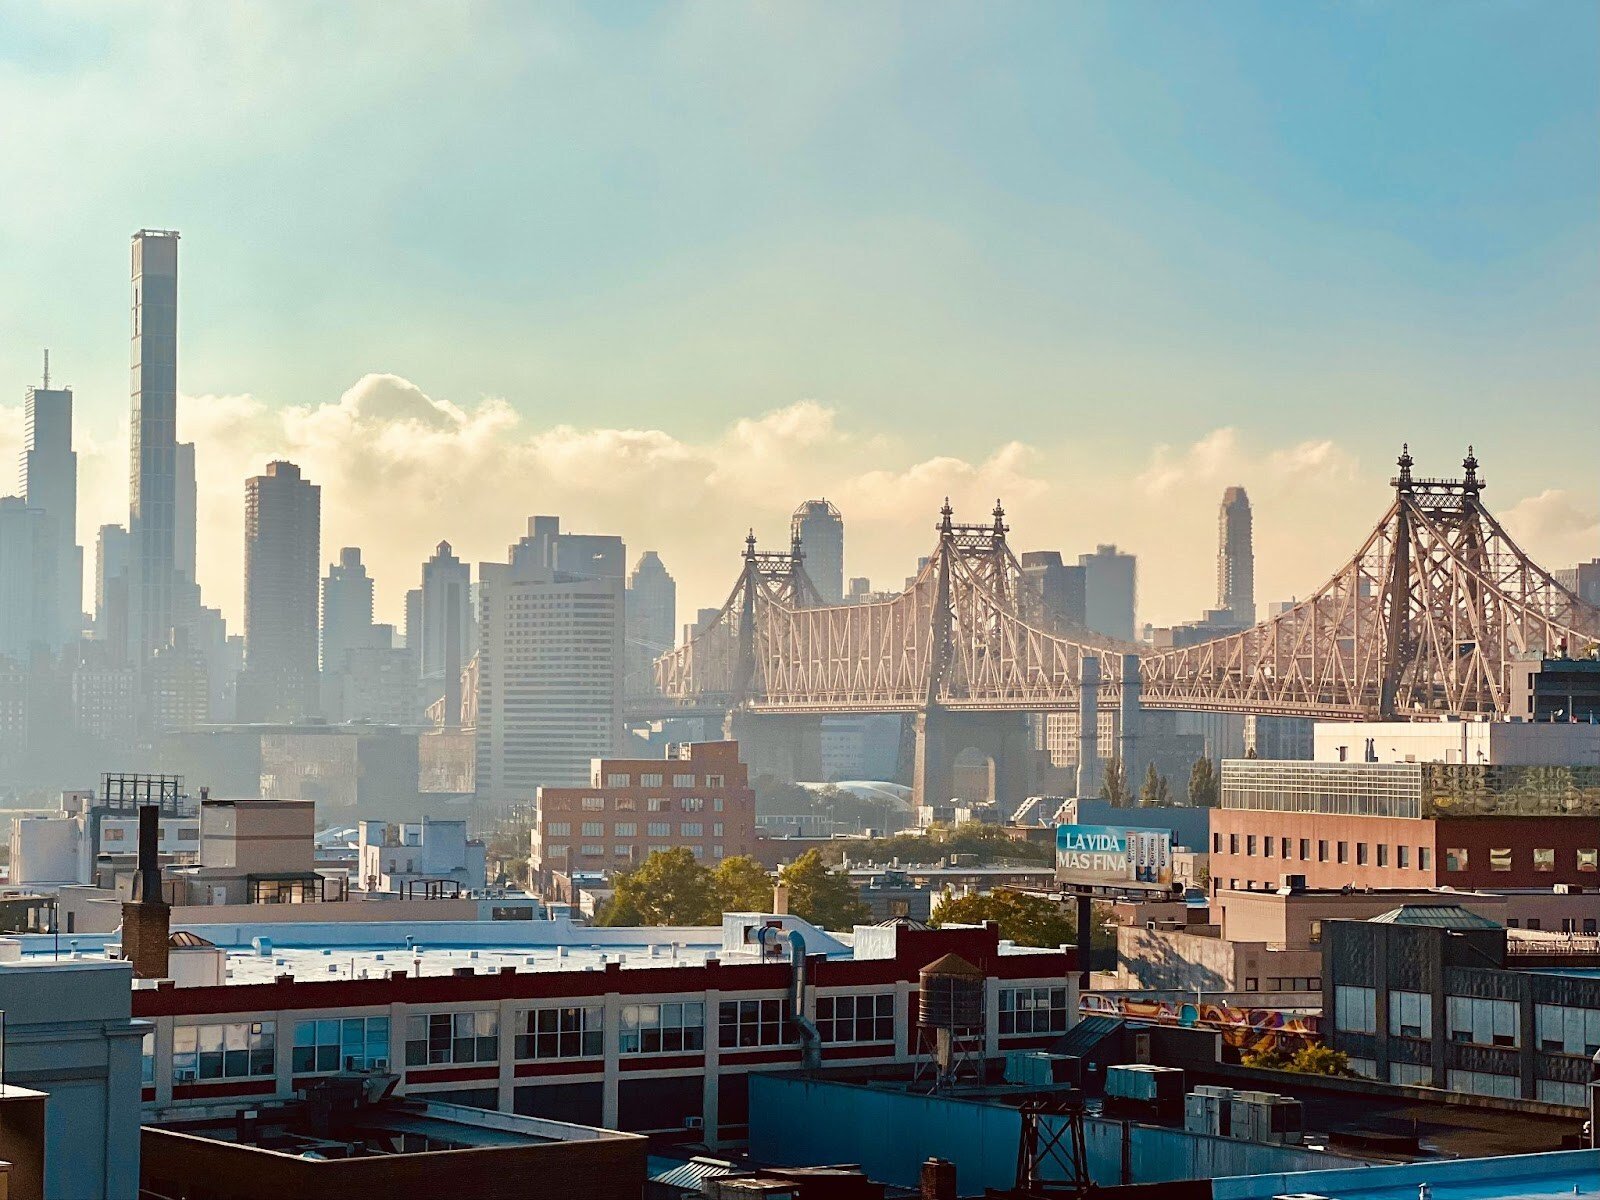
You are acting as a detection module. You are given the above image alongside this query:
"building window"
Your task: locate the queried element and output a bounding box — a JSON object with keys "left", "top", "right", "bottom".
{"left": 1212, "top": 833, "right": 1221, "bottom": 853}
{"left": 1390, "top": 1062, "right": 1433, "bottom": 1087}
{"left": 1446, "top": 1069, "right": 1518, "bottom": 1100}
{"left": 1337, "top": 841, "right": 1348, "bottom": 865}
{"left": 1229, "top": 834, "right": 1239, "bottom": 855}
{"left": 614, "top": 822, "right": 637, "bottom": 837}
{"left": 605, "top": 774, "right": 630, "bottom": 787}
{"left": 293, "top": 1017, "right": 390, "bottom": 1073}
{"left": 1263, "top": 837, "right": 1273, "bottom": 859}
{"left": 1538, "top": 1079, "right": 1590, "bottom": 1106}
{"left": 1445, "top": 848, "right": 1467, "bottom": 872}
{"left": 1245, "top": 977, "right": 1258, "bottom": 991}
{"left": 1334, "top": 986, "right": 1376, "bottom": 1034}
{"left": 547, "top": 844, "right": 568, "bottom": 858}
{"left": 816, "top": 993, "right": 895, "bottom": 1043}
{"left": 581, "top": 822, "right": 604, "bottom": 837}
{"left": 1489, "top": 848, "right": 1512, "bottom": 872}
{"left": 998, "top": 986, "right": 1070, "bottom": 1035}
{"left": 1308, "top": 920, "right": 1323, "bottom": 944}
{"left": 1388, "top": 990, "right": 1431, "bottom": 1039}
{"left": 1356, "top": 843, "right": 1368, "bottom": 867}
{"left": 718, "top": 999, "right": 792, "bottom": 1048}
{"left": 1533, "top": 848, "right": 1555, "bottom": 873}
{"left": 547, "top": 822, "right": 571, "bottom": 837}
{"left": 174, "top": 1021, "right": 276, "bottom": 1081}
{"left": 648, "top": 798, "right": 671, "bottom": 813}
{"left": 1317, "top": 840, "right": 1329, "bottom": 863}
{"left": 673, "top": 774, "right": 696, "bottom": 787}
{"left": 1298, "top": 838, "right": 1310, "bottom": 860}
{"left": 1446, "top": 996, "right": 1517, "bottom": 1047}
{"left": 1398, "top": 845, "right": 1410, "bottom": 869}
{"left": 713, "top": 822, "right": 724, "bottom": 837}
{"left": 1578, "top": 849, "right": 1598, "bottom": 872}
{"left": 714, "top": 798, "right": 724, "bottom": 813}
{"left": 1377, "top": 844, "right": 1389, "bottom": 868}
{"left": 516, "top": 1006, "right": 602, "bottom": 1060}
{"left": 615, "top": 797, "right": 637, "bottom": 812}
{"left": 681, "top": 797, "right": 704, "bottom": 812}
{"left": 682, "top": 823, "right": 703, "bottom": 837}
{"left": 1419, "top": 846, "right": 1432, "bottom": 871}
{"left": 581, "top": 796, "right": 605, "bottom": 811}
{"left": 1246, "top": 835, "right": 1257, "bottom": 856}
{"left": 620, "top": 1002, "right": 704, "bottom": 1054}
{"left": 641, "top": 773, "right": 663, "bottom": 787}
{"left": 706, "top": 774, "right": 725, "bottom": 788}
{"left": 647, "top": 822, "right": 670, "bottom": 838}
{"left": 142, "top": 1032, "right": 155, "bottom": 1085}
{"left": 406, "top": 1011, "right": 497, "bottom": 1066}
{"left": 580, "top": 844, "right": 603, "bottom": 857}
{"left": 1537, "top": 1004, "right": 1600, "bottom": 1055}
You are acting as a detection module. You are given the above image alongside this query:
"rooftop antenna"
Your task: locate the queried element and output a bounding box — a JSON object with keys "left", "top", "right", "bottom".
{"left": 42, "top": 349, "right": 49, "bottom": 390}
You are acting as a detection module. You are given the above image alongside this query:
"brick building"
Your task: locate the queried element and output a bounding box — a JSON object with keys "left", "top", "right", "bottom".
{"left": 531, "top": 741, "right": 756, "bottom": 889}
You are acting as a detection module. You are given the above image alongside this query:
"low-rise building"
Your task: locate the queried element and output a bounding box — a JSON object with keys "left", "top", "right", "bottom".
{"left": 357, "top": 817, "right": 487, "bottom": 896}
{"left": 531, "top": 741, "right": 756, "bottom": 890}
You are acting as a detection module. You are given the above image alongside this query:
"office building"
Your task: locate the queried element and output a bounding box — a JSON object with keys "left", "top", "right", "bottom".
{"left": 625, "top": 549, "right": 675, "bottom": 697}
{"left": 20, "top": 361, "right": 83, "bottom": 650}
{"left": 419, "top": 540, "right": 472, "bottom": 721}
{"left": 1323, "top": 904, "right": 1600, "bottom": 1103}
{"left": 321, "top": 546, "right": 376, "bottom": 671}
{"left": 148, "top": 628, "right": 212, "bottom": 733}
{"left": 239, "top": 462, "right": 321, "bottom": 722}
{"left": 1078, "top": 544, "right": 1136, "bottom": 642}
{"left": 474, "top": 519, "right": 625, "bottom": 804}
{"left": 174, "top": 439, "right": 196, "bottom": 587}
{"left": 0, "top": 497, "right": 58, "bottom": 662}
{"left": 1555, "top": 558, "right": 1600, "bottom": 607}
{"left": 1019, "top": 550, "right": 1087, "bottom": 628}
{"left": 95, "top": 522, "right": 131, "bottom": 651}
{"left": 1508, "top": 657, "right": 1600, "bottom": 724}
{"left": 114, "top": 911, "right": 1069, "bottom": 1143}
{"left": 1217, "top": 485, "right": 1254, "bottom": 625}
{"left": 130, "top": 228, "right": 182, "bottom": 665}
{"left": 792, "top": 499, "right": 844, "bottom": 604}
{"left": 324, "top": 645, "right": 419, "bottom": 725}
{"left": 531, "top": 741, "right": 756, "bottom": 887}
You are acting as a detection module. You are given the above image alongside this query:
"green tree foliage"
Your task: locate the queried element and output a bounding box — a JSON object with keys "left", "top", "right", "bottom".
{"left": 818, "top": 822, "right": 1051, "bottom": 868}
{"left": 596, "top": 848, "right": 720, "bottom": 926}
{"left": 1188, "top": 754, "right": 1218, "bottom": 808}
{"left": 933, "top": 889, "right": 1078, "bottom": 949}
{"left": 712, "top": 855, "right": 775, "bottom": 913}
{"left": 1099, "top": 756, "right": 1130, "bottom": 807}
{"left": 1139, "top": 762, "right": 1171, "bottom": 807}
{"left": 779, "top": 850, "right": 869, "bottom": 930}
{"left": 1242, "top": 1042, "right": 1351, "bottom": 1077}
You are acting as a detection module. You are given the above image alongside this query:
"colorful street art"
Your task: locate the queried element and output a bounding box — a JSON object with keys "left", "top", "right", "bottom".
{"left": 1080, "top": 993, "right": 1321, "bottom": 1056}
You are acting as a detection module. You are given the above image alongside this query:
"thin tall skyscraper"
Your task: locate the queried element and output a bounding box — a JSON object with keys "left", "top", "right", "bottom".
{"left": 239, "top": 461, "right": 321, "bottom": 721}
{"left": 174, "top": 441, "right": 196, "bottom": 586}
{"left": 20, "top": 354, "right": 82, "bottom": 649}
{"left": 1217, "top": 485, "right": 1255, "bottom": 626}
{"left": 129, "top": 229, "right": 181, "bottom": 665}
{"left": 321, "top": 547, "right": 376, "bottom": 672}
{"left": 792, "top": 499, "right": 844, "bottom": 604}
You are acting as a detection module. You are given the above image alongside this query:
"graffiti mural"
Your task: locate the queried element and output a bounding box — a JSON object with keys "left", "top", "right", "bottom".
{"left": 1080, "top": 994, "right": 1320, "bottom": 1056}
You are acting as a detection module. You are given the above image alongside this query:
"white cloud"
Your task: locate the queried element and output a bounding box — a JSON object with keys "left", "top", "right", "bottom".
{"left": 1500, "top": 489, "right": 1600, "bottom": 570}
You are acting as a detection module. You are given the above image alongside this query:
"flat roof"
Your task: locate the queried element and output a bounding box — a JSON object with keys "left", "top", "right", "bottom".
{"left": 1218, "top": 1147, "right": 1600, "bottom": 1200}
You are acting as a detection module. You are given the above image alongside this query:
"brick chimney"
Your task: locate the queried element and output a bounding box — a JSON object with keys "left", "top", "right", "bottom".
{"left": 920, "top": 1157, "right": 956, "bottom": 1200}
{"left": 121, "top": 805, "right": 170, "bottom": 980}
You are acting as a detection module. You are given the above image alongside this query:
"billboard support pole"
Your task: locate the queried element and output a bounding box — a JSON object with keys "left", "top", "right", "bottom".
{"left": 1076, "top": 889, "right": 1092, "bottom": 991}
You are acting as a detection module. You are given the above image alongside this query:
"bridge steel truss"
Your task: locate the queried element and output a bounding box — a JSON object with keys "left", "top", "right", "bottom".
{"left": 656, "top": 450, "right": 1600, "bottom": 723}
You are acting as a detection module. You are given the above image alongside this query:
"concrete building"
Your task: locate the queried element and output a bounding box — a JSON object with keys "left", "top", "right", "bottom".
{"left": 9, "top": 784, "right": 199, "bottom": 888}
{"left": 1555, "top": 558, "right": 1600, "bottom": 607}
{"left": 20, "top": 363, "right": 83, "bottom": 651}
{"left": 1019, "top": 550, "right": 1087, "bottom": 628}
{"left": 530, "top": 741, "right": 755, "bottom": 888}
{"left": 95, "top": 521, "right": 131, "bottom": 651}
{"left": 792, "top": 499, "right": 844, "bottom": 604}
{"left": 323, "top": 644, "right": 419, "bottom": 725}
{"left": 625, "top": 549, "right": 676, "bottom": 698}
{"left": 258, "top": 723, "right": 423, "bottom": 816}
{"left": 474, "top": 520, "right": 624, "bottom": 804}
{"left": 320, "top": 546, "right": 376, "bottom": 672}
{"left": 130, "top": 229, "right": 182, "bottom": 667}
{"left": 1508, "top": 657, "right": 1600, "bottom": 724}
{"left": 105, "top": 912, "right": 1070, "bottom": 1143}
{"left": 1323, "top": 903, "right": 1600, "bottom": 1103}
{"left": 0, "top": 497, "right": 58, "bottom": 662}
{"left": 357, "top": 817, "right": 487, "bottom": 896}
{"left": 1313, "top": 717, "right": 1600, "bottom": 766}
{"left": 239, "top": 462, "right": 321, "bottom": 722}
{"left": 1078, "top": 544, "right": 1136, "bottom": 643}
{"left": 419, "top": 540, "right": 472, "bottom": 722}
{"left": 1217, "top": 485, "right": 1254, "bottom": 626}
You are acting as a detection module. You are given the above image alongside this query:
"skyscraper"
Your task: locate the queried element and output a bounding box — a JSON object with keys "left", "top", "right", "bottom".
{"left": 1217, "top": 485, "right": 1255, "bottom": 626}
{"left": 129, "top": 229, "right": 181, "bottom": 666}
{"left": 0, "top": 498, "right": 58, "bottom": 662}
{"left": 20, "top": 357, "right": 82, "bottom": 649}
{"left": 420, "top": 541, "right": 473, "bottom": 722}
{"left": 321, "top": 547, "right": 376, "bottom": 672}
{"left": 1078, "top": 544, "right": 1137, "bottom": 643}
{"left": 174, "top": 441, "right": 196, "bottom": 587}
{"left": 239, "top": 462, "right": 321, "bottom": 722}
{"left": 474, "top": 520, "right": 624, "bottom": 803}
{"left": 625, "top": 551, "right": 676, "bottom": 698}
{"left": 791, "top": 499, "right": 844, "bottom": 604}
{"left": 94, "top": 524, "right": 131, "bottom": 652}
{"left": 1019, "top": 550, "right": 1087, "bottom": 628}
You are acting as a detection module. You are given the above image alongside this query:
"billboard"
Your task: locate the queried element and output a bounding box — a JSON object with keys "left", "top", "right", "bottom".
{"left": 1055, "top": 824, "right": 1173, "bottom": 891}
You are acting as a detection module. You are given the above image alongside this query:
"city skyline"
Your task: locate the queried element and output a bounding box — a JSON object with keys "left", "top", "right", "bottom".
{"left": 0, "top": 3, "right": 1596, "bottom": 632}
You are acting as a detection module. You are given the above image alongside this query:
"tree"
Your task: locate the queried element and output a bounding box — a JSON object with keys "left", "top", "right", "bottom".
{"left": 1139, "top": 762, "right": 1171, "bottom": 807}
{"left": 713, "top": 855, "right": 775, "bottom": 913}
{"left": 1187, "top": 754, "right": 1217, "bottom": 808}
{"left": 933, "top": 889, "right": 1078, "bottom": 949}
{"left": 1242, "top": 1042, "right": 1351, "bottom": 1077}
{"left": 779, "top": 850, "right": 869, "bottom": 930}
{"left": 1099, "top": 756, "right": 1130, "bottom": 807}
{"left": 595, "top": 848, "right": 719, "bottom": 926}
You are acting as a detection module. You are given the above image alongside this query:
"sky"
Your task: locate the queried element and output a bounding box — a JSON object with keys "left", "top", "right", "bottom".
{"left": 0, "top": 1, "right": 1596, "bottom": 632}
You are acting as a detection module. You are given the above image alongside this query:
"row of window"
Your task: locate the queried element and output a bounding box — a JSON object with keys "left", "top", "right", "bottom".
{"left": 572, "top": 795, "right": 727, "bottom": 813}
{"left": 598, "top": 772, "right": 725, "bottom": 788}
{"left": 997, "top": 987, "right": 1072, "bottom": 1035}
{"left": 1217, "top": 832, "right": 1600, "bottom": 874}
{"left": 548, "top": 821, "right": 728, "bottom": 838}
{"left": 548, "top": 844, "right": 728, "bottom": 861}
{"left": 1335, "top": 987, "right": 1520, "bottom": 1048}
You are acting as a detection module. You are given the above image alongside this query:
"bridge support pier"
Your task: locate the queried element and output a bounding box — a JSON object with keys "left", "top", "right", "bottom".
{"left": 911, "top": 707, "right": 1039, "bottom": 816}
{"left": 724, "top": 710, "right": 824, "bottom": 784}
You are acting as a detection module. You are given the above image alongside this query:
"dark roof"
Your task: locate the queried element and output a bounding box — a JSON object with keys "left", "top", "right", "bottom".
{"left": 1369, "top": 905, "right": 1503, "bottom": 930}
{"left": 920, "top": 952, "right": 983, "bottom": 978}
{"left": 1053, "top": 1015, "right": 1124, "bottom": 1058}
{"left": 168, "top": 931, "right": 216, "bottom": 948}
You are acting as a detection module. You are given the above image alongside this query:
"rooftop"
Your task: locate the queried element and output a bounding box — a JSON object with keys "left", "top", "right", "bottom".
{"left": 1369, "top": 904, "right": 1504, "bottom": 930}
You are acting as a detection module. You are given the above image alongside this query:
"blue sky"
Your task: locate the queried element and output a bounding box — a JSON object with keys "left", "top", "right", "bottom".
{"left": 0, "top": 2, "right": 1595, "bottom": 626}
